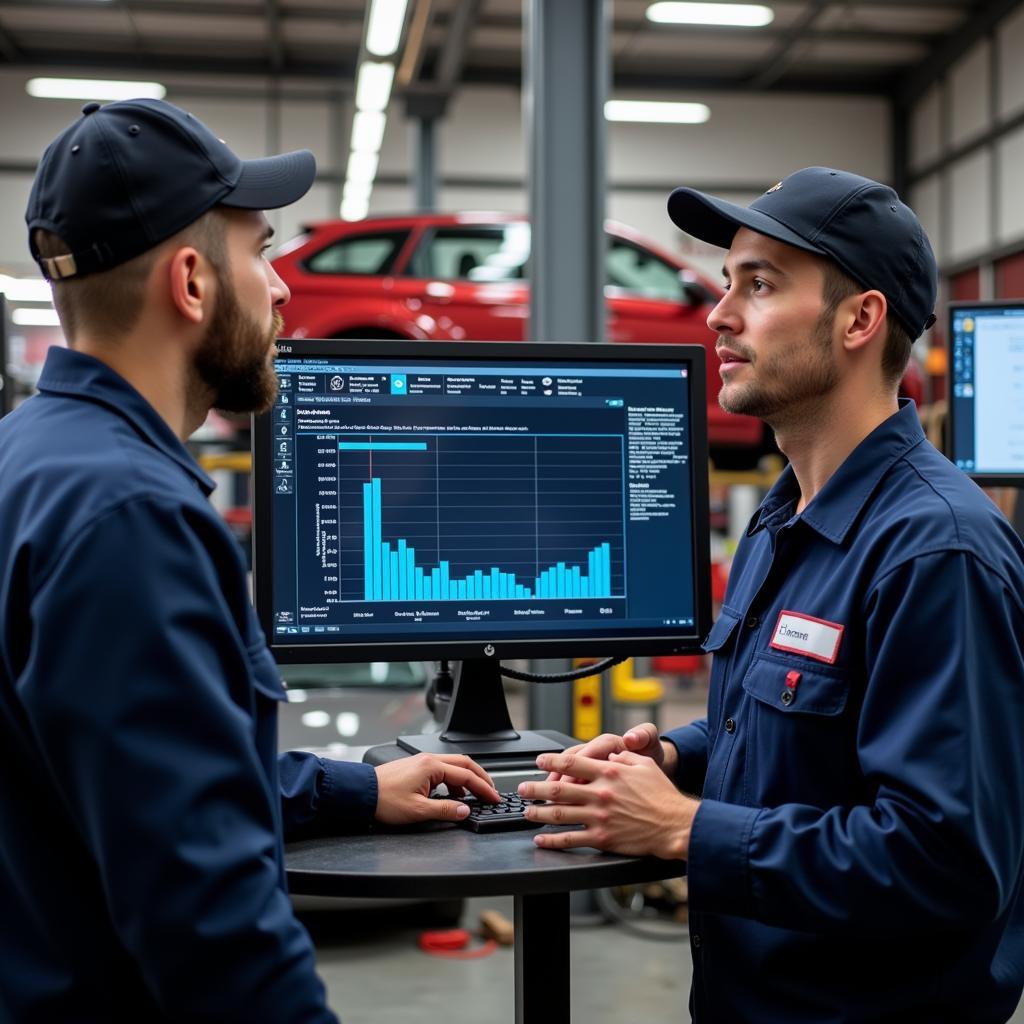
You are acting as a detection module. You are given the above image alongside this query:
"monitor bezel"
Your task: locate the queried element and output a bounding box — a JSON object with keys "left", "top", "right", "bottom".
{"left": 252, "top": 337, "right": 712, "bottom": 664}
{"left": 946, "top": 299, "right": 1024, "bottom": 487}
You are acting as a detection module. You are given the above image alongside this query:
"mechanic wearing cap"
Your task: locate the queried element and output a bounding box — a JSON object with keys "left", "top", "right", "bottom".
{"left": 519, "top": 167, "right": 1024, "bottom": 1021}
{"left": 0, "top": 99, "right": 499, "bottom": 1022}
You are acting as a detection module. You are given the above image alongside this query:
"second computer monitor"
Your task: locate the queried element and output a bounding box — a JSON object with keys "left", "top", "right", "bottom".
{"left": 948, "top": 301, "right": 1024, "bottom": 486}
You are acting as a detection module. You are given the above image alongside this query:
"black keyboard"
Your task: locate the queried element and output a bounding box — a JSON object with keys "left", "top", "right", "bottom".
{"left": 458, "top": 792, "right": 546, "bottom": 833}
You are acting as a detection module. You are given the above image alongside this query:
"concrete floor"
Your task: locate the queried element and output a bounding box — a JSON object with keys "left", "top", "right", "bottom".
{"left": 303, "top": 679, "right": 1024, "bottom": 1023}
{"left": 306, "top": 894, "right": 690, "bottom": 1024}
{"left": 306, "top": 894, "right": 1024, "bottom": 1024}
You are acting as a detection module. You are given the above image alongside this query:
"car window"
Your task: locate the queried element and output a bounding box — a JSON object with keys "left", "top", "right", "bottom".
{"left": 303, "top": 230, "right": 410, "bottom": 275}
{"left": 606, "top": 238, "right": 685, "bottom": 302}
{"left": 408, "top": 224, "right": 530, "bottom": 281}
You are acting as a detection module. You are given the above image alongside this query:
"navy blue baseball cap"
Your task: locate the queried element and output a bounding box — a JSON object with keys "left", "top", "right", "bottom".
{"left": 26, "top": 98, "right": 316, "bottom": 281}
{"left": 667, "top": 166, "right": 937, "bottom": 339}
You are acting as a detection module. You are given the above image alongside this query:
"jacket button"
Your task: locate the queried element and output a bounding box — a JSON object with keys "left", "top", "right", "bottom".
{"left": 745, "top": 615, "right": 759, "bottom": 629}
{"left": 692, "top": 933, "right": 702, "bottom": 948}
{"left": 780, "top": 690, "right": 794, "bottom": 706}
{"left": 724, "top": 718, "right": 736, "bottom": 734}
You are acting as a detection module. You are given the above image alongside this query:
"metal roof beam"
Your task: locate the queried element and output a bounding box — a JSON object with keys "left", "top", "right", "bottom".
{"left": 266, "top": 0, "right": 284, "bottom": 74}
{"left": 746, "top": 0, "right": 830, "bottom": 90}
{"left": 435, "top": 0, "right": 481, "bottom": 87}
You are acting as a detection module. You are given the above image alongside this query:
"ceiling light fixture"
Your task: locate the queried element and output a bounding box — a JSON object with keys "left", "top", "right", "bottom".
{"left": 12, "top": 308, "right": 61, "bottom": 327}
{"left": 350, "top": 110, "right": 387, "bottom": 153}
{"left": 606, "top": 100, "right": 711, "bottom": 124}
{"left": 647, "top": 1, "right": 774, "bottom": 27}
{"left": 340, "top": 195, "right": 370, "bottom": 222}
{"left": 0, "top": 276, "right": 53, "bottom": 302}
{"left": 366, "top": 0, "right": 410, "bottom": 58}
{"left": 346, "top": 150, "right": 380, "bottom": 185}
{"left": 26, "top": 77, "right": 167, "bottom": 101}
{"left": 355, "top": 61, "right": 395, "bottom": 113}
{"left": 343, "top": 179, "right": 374, "bottom": 203}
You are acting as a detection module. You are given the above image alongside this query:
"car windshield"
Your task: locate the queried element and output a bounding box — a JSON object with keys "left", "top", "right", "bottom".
{"left": 279, "top": 661, "right": 428, "bottom": 690}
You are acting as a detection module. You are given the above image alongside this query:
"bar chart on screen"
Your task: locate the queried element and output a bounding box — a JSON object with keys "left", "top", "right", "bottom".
{"left": 312, "top": 431, "right": 626, "bottom": 606}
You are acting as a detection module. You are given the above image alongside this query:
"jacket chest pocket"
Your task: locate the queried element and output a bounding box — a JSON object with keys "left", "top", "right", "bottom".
{"left": 740, "top": 652, "right": 857, "bottom": 807}
{"left": 703, "top": 608, "right": 742, "bottom": 728}
{"left": 246, "top": 642, "right": 287, "bottom": 762}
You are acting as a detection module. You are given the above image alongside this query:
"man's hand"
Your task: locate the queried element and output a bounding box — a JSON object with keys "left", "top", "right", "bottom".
{"left": 519, "top": 749, "right": 697, "bottom": 860}
{"left": 546, "top": 723, "right": 678, "bottom": 783}
{"left": 373, "top": 753, "right": 500, "bottom": 825}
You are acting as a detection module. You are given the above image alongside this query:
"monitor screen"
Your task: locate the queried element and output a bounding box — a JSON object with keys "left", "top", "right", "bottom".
{"left": 252, "top": 339, "right": 711, "bottom": 665}
{"left": 948, "top": 301, "right": 1024, "bottom": 485}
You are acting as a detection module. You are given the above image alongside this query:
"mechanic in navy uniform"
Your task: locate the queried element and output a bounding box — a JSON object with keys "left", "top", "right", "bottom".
{"left": 0, "top": 99, "right": 498, "bottom": 1022}
{"left": 519, "top": 167, "right": 1024, "bottom": 1022}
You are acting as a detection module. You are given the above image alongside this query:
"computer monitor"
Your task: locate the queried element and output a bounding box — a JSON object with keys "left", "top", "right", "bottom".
{"left": 948, "top": 300, "right": 1024, "bottom": 486}
{"left": 252, "top": 339, "right": 711, "bottom": 762}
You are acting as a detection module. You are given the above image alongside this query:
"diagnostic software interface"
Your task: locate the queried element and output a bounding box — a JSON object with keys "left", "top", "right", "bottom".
{"left": 263, "top": 343, "right": 703, "bottom": 648}
{"left": 949, "top": 302, "right": 1024, "bottom": 482}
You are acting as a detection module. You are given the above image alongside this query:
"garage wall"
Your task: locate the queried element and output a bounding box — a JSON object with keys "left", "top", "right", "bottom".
{"left": 907, "top": 3, "right": 1024, "bottom": 287}
{"left": 0, "top": 64, "right": 888, "bottom": 282}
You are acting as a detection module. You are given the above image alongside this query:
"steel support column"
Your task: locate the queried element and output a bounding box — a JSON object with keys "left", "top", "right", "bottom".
{"left": 407, "top": 93, "right": 447, "bottom": 213}
{"left": 411, "top": 115, "right": 438, "bottom": 211}
{"left": 523, "top": 0, "right": 608, "bottom": 345}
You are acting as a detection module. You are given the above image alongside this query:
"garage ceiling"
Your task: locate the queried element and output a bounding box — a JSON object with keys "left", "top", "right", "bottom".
{"left": 0, "top": 0, "right": 1011, "bottom": 101}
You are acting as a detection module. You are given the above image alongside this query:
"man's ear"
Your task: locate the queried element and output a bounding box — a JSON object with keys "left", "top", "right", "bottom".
{"left": 167, "top": 246, "right": 212, "bottom": 326}
{"left": 841, "top": 290, "right": 887, "bottom": 355}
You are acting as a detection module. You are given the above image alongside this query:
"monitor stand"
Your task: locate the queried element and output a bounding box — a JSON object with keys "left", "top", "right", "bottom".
{"left": 395, "top": 658, "right": 576, "bottom": 764}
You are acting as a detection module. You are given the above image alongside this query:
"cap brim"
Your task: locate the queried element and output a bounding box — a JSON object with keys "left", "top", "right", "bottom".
{"left": 667, "top": 187, "right": 828, "bottom": 257}
{"left": 221, "top": 149, "right": 317, "bottom": 210}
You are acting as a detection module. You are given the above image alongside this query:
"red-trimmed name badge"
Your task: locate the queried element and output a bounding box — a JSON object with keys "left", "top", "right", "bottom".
{"left": 769, "top": 610, "right": 844, "bottom": 664}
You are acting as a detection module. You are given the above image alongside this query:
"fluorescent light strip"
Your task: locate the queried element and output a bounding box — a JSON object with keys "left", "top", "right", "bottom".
{"left": 12, "top": 308, "right": 61, "bottom": 327}
{"left": 341, "top": 195, "right": 370, "bottom": 222}
{"left": 27, "top": 77, "right": 167, "bottom": 101}
{"left": 351, "top": 110, "right": 387, "bottom": 153}
{"left": 606, "top": 100, "right": 711, "bottom": 124}
{"left": 366, "top": 0, "right": 410, "bottom": 58}
{"left": 346, "top": 150, "right": 380, "bottom": 185}
{"left": 647, "top": 1, "right": 774, "bottom": 27}
{"left": 355, "top": 61, "right": 395, "bottom": 113}
{"left": 0, "top": 276, "right": 53, "bottom": 302}
{"left": 343, "top": 179, "right": 373, "bottom": 203}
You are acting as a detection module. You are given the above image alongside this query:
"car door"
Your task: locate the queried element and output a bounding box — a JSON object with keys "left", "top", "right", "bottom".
{"left": 400, "top": 223, "right": 530, "bottom": 341}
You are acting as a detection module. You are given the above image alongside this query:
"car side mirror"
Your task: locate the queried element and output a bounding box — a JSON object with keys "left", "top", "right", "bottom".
{"left": 679, "top": 273, "right": 718, "bottom": 307}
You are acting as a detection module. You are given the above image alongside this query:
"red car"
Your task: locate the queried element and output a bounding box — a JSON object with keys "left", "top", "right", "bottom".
{"left": 272, "top": 213, "right": 922, "bottom": 468}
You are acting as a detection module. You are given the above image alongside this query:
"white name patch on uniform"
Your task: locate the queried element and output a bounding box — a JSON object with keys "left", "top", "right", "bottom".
{"left": 769, "top": 610, "right": 844, "bottom": 664}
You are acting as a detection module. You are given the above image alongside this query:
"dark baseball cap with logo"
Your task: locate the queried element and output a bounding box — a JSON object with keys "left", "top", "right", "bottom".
{"left": 26, "top": 97, "right": 316, "bottom": 281}
{"left": 667, "top": 166, "right": 937, "bottom": 339}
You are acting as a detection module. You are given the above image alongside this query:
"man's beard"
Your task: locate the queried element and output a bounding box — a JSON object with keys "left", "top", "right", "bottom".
{"left": 192, "top": 269, "right": 283, "bottom": 415}
{"left": 718, "top": 311, "right": 839, "bottom": 426}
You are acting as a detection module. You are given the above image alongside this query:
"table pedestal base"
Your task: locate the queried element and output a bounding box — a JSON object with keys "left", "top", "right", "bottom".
{"left": 515, "top": 891, "right": 570, "bottom": 1023}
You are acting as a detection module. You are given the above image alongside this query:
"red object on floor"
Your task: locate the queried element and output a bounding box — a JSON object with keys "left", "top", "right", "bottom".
{"left": 417, "top": 929, "right": 499, "bottom": 960}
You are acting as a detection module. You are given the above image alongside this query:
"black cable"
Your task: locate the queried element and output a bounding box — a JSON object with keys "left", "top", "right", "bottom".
{"left": 499, "top": 655, "right": 630, "bottom": 683}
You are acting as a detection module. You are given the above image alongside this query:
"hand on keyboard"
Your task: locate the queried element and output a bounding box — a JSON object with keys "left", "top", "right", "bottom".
{"left": 443, "top": 791, "right": 547, "bottom": 833}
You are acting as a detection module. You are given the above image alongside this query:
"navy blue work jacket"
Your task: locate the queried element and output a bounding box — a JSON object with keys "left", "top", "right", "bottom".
{"left": 0, "top": 347, "right": 377, "bottom": 1022}
{"left": 664, "top": 401, "right": 1024, "bottom": 1023}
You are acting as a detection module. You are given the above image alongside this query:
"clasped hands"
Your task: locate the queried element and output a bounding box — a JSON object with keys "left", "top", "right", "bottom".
{"left": 517, "top": 723, "right": 698, "bottom": 860}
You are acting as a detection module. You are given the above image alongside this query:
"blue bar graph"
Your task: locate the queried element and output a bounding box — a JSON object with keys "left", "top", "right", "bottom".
{"left": 361, "top": 476, "right": 614, "bottom": 602}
